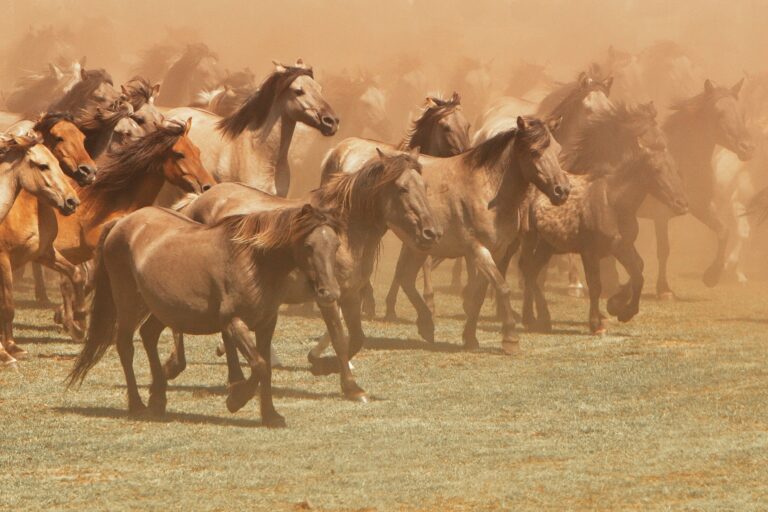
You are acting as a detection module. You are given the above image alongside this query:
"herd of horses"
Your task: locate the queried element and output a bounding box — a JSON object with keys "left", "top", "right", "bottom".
{"left": 0, "top": 40, "right": 765, "bottom": 427}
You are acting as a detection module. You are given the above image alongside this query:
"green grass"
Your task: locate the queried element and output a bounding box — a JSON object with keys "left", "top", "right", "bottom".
{"left": 2, "top": 250, "right": 768, "bottom": 511}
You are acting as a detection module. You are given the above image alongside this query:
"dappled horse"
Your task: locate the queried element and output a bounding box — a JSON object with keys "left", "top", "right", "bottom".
{"left": 165, "top": 59, "right": 338, "bottom": 199}
{"left": 67, "top": 204, "right": 342, "bottom": 428}
{"left": 323, "top": 116, "right": 569, "bottom": 354}
{"left": 519, "top": 103, "right": 688, "bottom": 334}
{"left": 163, "top": 149, "right": 438, "bottom": 400}
{"left": 0, "top": 133, "right": 80, "bottom": 366}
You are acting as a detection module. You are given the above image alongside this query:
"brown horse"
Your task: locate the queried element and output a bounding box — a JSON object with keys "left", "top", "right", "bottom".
{"left": 323, "top": 116, "right": 569, "bottom": 354}
{"left": 155, "top": 43, "right": 222, "bottom": 107}
{"left": 163, "top": 149, "right": 438, "bottom": 400}
{"left": 50, "top": 120, "right": 217, "bottom": 330}
{"left": 165, "top": 60, "right": 339, "bottom": 198}
{"left": 0, "top": 134, "right": 80, "bottom": 366}
{"left": 640, "top": 79, "right": 754, "bottom": 297}
{"left": 519, "top": 104, "right": 688, "bottom": 334}
{"left": 49, "top": 68, "right": 122, "bottom": 115}
{"left": 68, "top": 204, "right": 342, "bottom": 428}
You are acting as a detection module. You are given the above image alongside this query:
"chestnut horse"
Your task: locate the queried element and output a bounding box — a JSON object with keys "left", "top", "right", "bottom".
{"left": 0, "top": 134, "right": 80, "bottom": 366}
{"left": 163, "top": 149, "right": 438, "bottom": 401}
{"left": 68, "top": 204, "right": 342, "bottom": 428}
{"left": 322, "top": 116, "right": 569, "bottom": 354}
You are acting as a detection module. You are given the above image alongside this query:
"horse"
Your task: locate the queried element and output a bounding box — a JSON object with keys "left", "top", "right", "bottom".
{"left": 49, "top": 68, "right": 122, "bottom": 115}
{"left": 48, "top": 119, "right": 216, "bottom": 332}
{"left": 155, "top": 43, "right": 222, "bottom": 107}
{"left": 0, "top": 133, "right": 80, "bottom": 366}
{"left": 639, "top": 79, "right": 754, "bottom": 298}
{"left": 519, "top": 103, "right": 688, "bottom": 335}
{"left": 162, "top": 149, "right": 438, "bottom": 400}
{"left": 340, "top": 92, "right": 470, "bottom": 317}
{"left": 110, "top": 76, "right": 165, "bottom": 150}
{"left": 4, "top": 59, "right": 83, "bottom": 115}
{"left": 67, "top": 204, "right": 342, "bottom": 428}
{"left": 323, "top": 116, "right": 569, "bottom": 354}
{"left": 164, "top": 59, "right": 338, "bottom": 199}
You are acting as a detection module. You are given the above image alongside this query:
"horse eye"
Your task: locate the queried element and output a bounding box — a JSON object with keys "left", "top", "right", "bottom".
{"left": 294, "top": 88, "right": 305, "bottom": 96}
{"left": 55, "top": 136, "right": 65, "bottom": 143}
{"left": 172, "top": 151, "right": 185, "bottom": 159}
{"left": 134, "top": 117, "right": 146, "bottom": 126}
{"left": 398, "top": 186, "right": 409, "bottom": 194}
{"left": 38, "top": 163, "right": 50, "bottom": 171}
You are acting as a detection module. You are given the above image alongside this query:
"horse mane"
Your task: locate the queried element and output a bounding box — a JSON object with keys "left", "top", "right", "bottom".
{"left": 122, "top": 76, "right": 154, "bottom": 110}
{"left": 220, "top": 205, "right": 340, "bottom": 254}
{"left": 538, "top": 71, "right": 608, "bottom": 120}
{"left": 0, "top": 132, "right": 42, "bottom": 160}
{"left": 668, "top": 86, "right": 733, "bottom": 116}
{"left": 398, "top": 93, "right": 461, "bottom": 150}
{"left": 217, "top": 66, "right": 314, "bottom": 138}
{"left": 564, "top": 102, "right": 657, "bottom": 173}
{"left": 464, "top": 116, "right": 550, "bottom": 169}
{"left": 33, "top": 111, "right": 75, "bottom": 134}
{"left": 81, "top": 121, "right": 186, "bottom": 218}
{"left": 49, "top": 68, "right": 113, "bottom": 113}
{"left": 313, "top": 153, "right": 422, "bottom": 222}
{"left": 73, "top": 104, "right": 129, "bottom": 132}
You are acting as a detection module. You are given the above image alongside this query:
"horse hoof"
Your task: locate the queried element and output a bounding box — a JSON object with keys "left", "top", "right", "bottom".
{"left": 567, "top": 285, "right": 585, "bottom": 298}
{"left": 163, "top": 361, "right": 185, "bottom": 381}
{"left": 6, "top": 343, "right": 28, "bottom": 360}
{"left": 148, "top": 396, "right": 167, "bottom": 416}
{"left": 702, "top": 268, "right": 721, "bottom": 288}
{"left": 591, "top": 326, "right": 607, "bottom": 335}
{"left": 501, "top": 340, "right": 520, "bottom": 356}
{"left": 617, "top": 311, "right": 636, "bottom": 323}
{"left": 657, "top": 291, "right": 675, "bottom": 301}
{"left": 417, "top": 316, "right": 435, "bottom": 343}
{"left": 226, "top": 379, "right": 255, "bottom": 413}
{"left": 345, "top": 391, "right": 369, "bottom": 403}
{"left": 0, "top": 349, "right": 18, "bottom": 369}
{"left": 128, "top": 401, "right": 147, "bottom": 415}
{"left": 53, "top": 308, "right": 63, "bottom": 326}
{"left": 463, "top": 338, "right": 480, "bottom": 351}
{"left": 215, "top": 343, "right": 226, "bottom": 357}
{"left": 263, "top": 413, "right": 287, "bottom": 429}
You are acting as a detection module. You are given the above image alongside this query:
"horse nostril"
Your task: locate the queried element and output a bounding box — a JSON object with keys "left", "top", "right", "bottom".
{"left": 202, "top": 183, "right": 212, "bottom": 192}
{"left": 554, "top": 185, "right": 565, "bottom": 197}
{"left": 321, "top": 116, "right": 337, "bottom": 128}
{"left": 65, "top": 197, "right": 78, "bottom": 209}
{"left": 423, "top": 228, "right": 438, "bottom": 241}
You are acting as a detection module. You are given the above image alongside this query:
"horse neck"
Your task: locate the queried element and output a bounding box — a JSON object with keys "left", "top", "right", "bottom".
{"left": 664, "top": 109, "right": 716, "bottom": 177}
{"left": 84, "top": 172, "right": 166, "bottom": 229}
{"left": 243, "top": 245, "right": 298, "bottom": 300}
{"left": 485, "top": 148, "right": 530, "bottom": 210}
{"left": 85, "top": 127, "right": 115, "bottom": 160}
{"left": 0, "top": 162, "right": 22, "bottom": 222}
{"left": 240, "top": 107, "right": 296, "bottom": 195}
{"left": 605, "top": 162, "right": 651, "bottom": 214}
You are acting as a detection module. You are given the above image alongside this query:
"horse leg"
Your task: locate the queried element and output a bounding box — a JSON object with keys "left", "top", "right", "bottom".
{"left": 422, "top": 256, "right": 435, "bottom": 315}
{"left": 494, "top": 241, "right": 522, "bottom": 322}
{"left": 690, "top": 205, "right": 729, "bottom": 288}
{"left": 567, "top": 254, "right": 585, "bottom": 298}
{"left": 611, "top": 242, "right": 645, "bottom": 323}
{"left": 384, "top": 244, "right": 407, "bottom": 321}
{"left": 319, "top": 303, "right": 367, "bottom": 401}
{"left": 163, "top": 330, "right": 188, "bottom": 380}
{"left": 32, "top": 262, "right": 51, "bottom": 306}
{"left": 0, "top": 254, "right": 22, "bottom": 365}
{"left": 139, "top": 315, "right": 168, "bottom": 415}
{"left": 449, "top": 258, "right": 463, "bottom": 294}
{"left": 115, "top": 324, "right": 146, "bottom": 414}
{"left": 599, "top": 256, "right": 621, "bottom": 298}
{"left": 253, "top": 315, "right": 285, "bottom": 428}
{"left": 340, "top": 291, "right": 368, "bottom": 358}
{"left": 471, "top": 244, "right": 519, "bottom": 355}
{"left": 518, "top": 236, "right": 537, "bottom": 329}
{"left": 654, "top": 218, "right": 674, "bottom": 299}
{"left": 223, "top": 318, "right": 264, "bottom": 416}
{"left": 396, "top": 248, "right": 434, "bottom": 343}
{"left": 529, "top": 244, "right": 555, "bottom": 333}
{"left": 580, "top": 252, "right": 606, "bottom": 334}
{"left": 39, "top": 250, "right": 86, "bottom": 340}
{"left": 461, "top": 269, "right": 488, "bottom": 350}
{"left": 361, "top": 280, "right": 376, "bottom": 319}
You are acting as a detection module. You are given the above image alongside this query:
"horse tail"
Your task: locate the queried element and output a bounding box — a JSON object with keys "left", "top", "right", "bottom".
{"left": 746, "top": 186, "right": 768, "bottom": 225}
{"left": 66, "top": 220, "right": 120, "bottom": 388}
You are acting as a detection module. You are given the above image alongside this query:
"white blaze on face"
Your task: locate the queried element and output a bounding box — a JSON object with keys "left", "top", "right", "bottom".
{"left": 582, "top": 90, "right": 612, "bottom": 115}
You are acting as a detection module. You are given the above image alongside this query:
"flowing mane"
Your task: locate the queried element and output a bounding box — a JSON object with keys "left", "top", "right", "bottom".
{"left": 398, "top": 93, "right": 461, "bottom": 150}
{"left": 33, "top": 111, "right": 75, "bottom": 134}
{"left": 80, "top": 121, "right": 186, "bottom": 219}
{"left": 0, "top": 133, "right": 41, "bottom": 160}
{"left": 464, "top": 116, "right": 550, "bottom": 169}
{"left": 667, "top": 86, "right": 733, "bottom": 118}
{"left": 49, "top": 68, "right": 113, "bottom": 113}
{"left": 564, "top": 102, "right": 658, "bottom": 173}
{"left": 538, "top": 71, "right": 609, "bottom": 120}
{"left": 121, "top": 76, "right": 155, "bottom": 110}
{"left": 220, "top": 205, "right": 340, "bottom": 253}
{"left": 313, "top": 153, "right": 421, "bottom": 222}
{"left": 217, "top": 66, "right": 314, "bottom": 138}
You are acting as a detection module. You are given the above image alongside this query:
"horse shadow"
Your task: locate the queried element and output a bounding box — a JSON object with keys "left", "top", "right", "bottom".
{"left": 113, "top": 383, "right": 341, "bottom": 401}
{"left": 363, "top": 336, "right": 500, "bottom": 355}
{"left": 52, "top": 405, "right": 263, "bottom": 428}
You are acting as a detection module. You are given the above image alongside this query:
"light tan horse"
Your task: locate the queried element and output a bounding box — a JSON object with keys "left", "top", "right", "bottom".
{"left": 0, "top": 134, "right": 80, "bottom": 366}
{"left": 321, "top": 116, "right": 569, "bottom": 354}
{"left": 164, "top": 59, "right": 338, "bottom": 198}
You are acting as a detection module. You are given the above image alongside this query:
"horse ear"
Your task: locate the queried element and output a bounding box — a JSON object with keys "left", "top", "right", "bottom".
{"left": 80, "top": 67, "right": 89, "bottom": 81}
{"left": 409, "top": 146, "right": 421, "bottom": 160}
{"left": 603, "top": 76, "right": 614, "bottom": 94}
{"left": 425, "top": 97, "right": 439, "bottom": 108}
{"left": 295, "top": 58, "right": 305, "bottom": 67}
{"left": 547, "top": 116, "right": 562, "bottom": 133}
{"left": 704, "top": 79, "right": 715, "bottom": 94}
{"left": 152, "top": 83, "right": 161, "bottom": 98}
{"left": 732, "top": 78, "right": 745, "bottom": 98}
{"left": 517, "top": 116, "right": 528, "bottom": 132}
{"left": 451, "top": 91, "right": 461, "bottom": 104}
{"left": 49, "top": 63, "right": 63, "bottom": 80}
{"left": 272, "top": 60, "right": 287, "bottom": 73}
{"left": 578, "top": 72, "right": 589, "bottom": 88}
{"left": 375, "top": 147, "right": 385, "bottom": 160}
{"left": 121, "top": 84, "right": 129, "bottom": 96}
{"left": 183, "top": 117, "right": 192, "bottom": 135}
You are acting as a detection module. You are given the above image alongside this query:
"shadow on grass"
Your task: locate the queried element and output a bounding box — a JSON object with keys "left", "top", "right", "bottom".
{"left": 52, "top": 406, "right": 263, "bottom": 427}
{"left": 363, "top": 336, "right": 501, "bottom": 355}
{"left": 716, "top": 316, "right": 768, "bottom": 325}
{"left": 113, "top": 383, "right": 339, "bottom": 401}
{"left": 14, "top": 299, "right": 60, "bottom": 310}
{"left": 16, "top": 334, "right": 75, "bottom": 345}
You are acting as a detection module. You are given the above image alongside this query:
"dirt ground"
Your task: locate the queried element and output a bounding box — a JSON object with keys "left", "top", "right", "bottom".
{"left": 2, "top": 233, "right": 768, "bottom": 511}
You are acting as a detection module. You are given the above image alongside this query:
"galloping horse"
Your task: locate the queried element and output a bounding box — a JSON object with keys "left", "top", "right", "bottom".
{"left": 323, "top": 116, "right": 570, "bottom": 354}
{"left": 68, "top": 204, "right": 342, "bottom": 428}
{"left": 165, "top": 60, "right": 338, "bottom": 198}
{"left": 162, "top": 149, "right": 438, "bottom": 401}
{"left": 155, "top": 43, "right": 222, "bottom": 107}
{"left": 0, "top": 134, "right": 80, "bottom": 365}
{"left": 519, "top": 104, "right": 688, "bottom": 334}
{"left": 4, "top": 59, "right": 83, "bottom": 115}
{"left": 639, "top": 79, "right": 754, "bottom": 297}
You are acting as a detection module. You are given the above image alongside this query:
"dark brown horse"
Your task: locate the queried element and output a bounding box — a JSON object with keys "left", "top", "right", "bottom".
{"left": 519, "top": 104, "right": 688, "bottom": 334}
{"left": 640, "top": 79, "right": 754, "bottom": 297}
{"left": 155, "top": 43, "right": 222, "bottom": 107}
{"left": 324, "top": 116, "right": 569, "bottom": 354}
{"left": 68, "top": 204, "right": 342, "bottom": 428}
{"left": 163, "top": 149, "right": 438, "bottom": 400}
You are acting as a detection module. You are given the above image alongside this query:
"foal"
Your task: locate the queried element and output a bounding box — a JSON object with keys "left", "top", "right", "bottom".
{"left": 68, "top": 205, "right": 342, "bottom": 428}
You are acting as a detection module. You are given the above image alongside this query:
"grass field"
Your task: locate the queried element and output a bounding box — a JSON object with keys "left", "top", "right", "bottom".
{"left": 2, "top": 242, "right": 768, "bottom": 511}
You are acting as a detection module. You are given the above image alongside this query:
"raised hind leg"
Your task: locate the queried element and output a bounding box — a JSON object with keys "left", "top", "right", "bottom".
{"left": 395, "top": 247, "right": 434, "bottom": 343}
{"left": 32, "top": 262, "right": 51, "bottom": 305}
{"left": 139, "top": 315, "right": 168, "bottom": 415}
{"left": 163, "top": 330, "right": 187, "bottom": 380}
{"left": 691, "top": 204, "right": 729, "bottom": 288}
{"left": 40, "top": 250, "right": 87, "bottom": 340}
{"left": 654, "top": 218, "right": 674, "bottom": 299}
{"left": 580, "top": 252, "right": 606, "bottom": 334}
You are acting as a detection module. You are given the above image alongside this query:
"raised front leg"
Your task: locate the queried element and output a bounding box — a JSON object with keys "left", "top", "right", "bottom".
{"left": 163, "top": 330, "right": 188, "bottom": 380}
{"left": 610, "top": 241, "right": 645, "bottom": 323}
{"left": 32, "top": 262, "right": 51, "bottom": 306}
{"left": 690, "top": 204, "right": 729, "bottom": 288}
{"left": 319, "top": 303, "right": 367, "bottom": 401}
{"left": 39, "top": 250, "right": 87, "bottom": 341}
{"left": 654, "top": 218, "right": 674, "bottom": 299}
{"left": 394, "top": 247, "right": 434, "bottom": 343}
{"left": 384, "top": 244, "right": 407, "bottom": 321}
{"left": 580, "top": 252, "right": 607, "bottom": 334}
